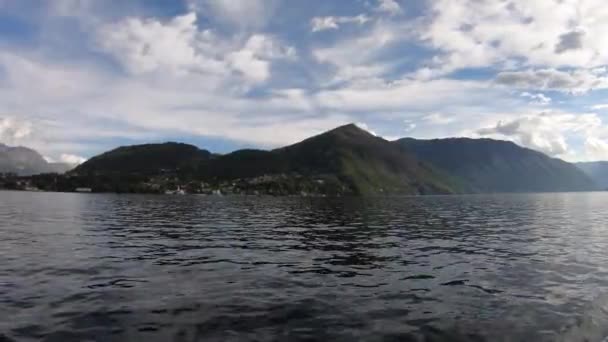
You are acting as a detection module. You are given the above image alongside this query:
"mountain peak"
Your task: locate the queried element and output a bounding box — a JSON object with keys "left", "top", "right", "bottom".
{"left": 322, "top": 123, "right": 377, "bottom": 140}
{"left": 335, "top": 123, "right": 360, "bottom": 130}
{"left": 332, "top": 123, "right": 368, "bottom": 133}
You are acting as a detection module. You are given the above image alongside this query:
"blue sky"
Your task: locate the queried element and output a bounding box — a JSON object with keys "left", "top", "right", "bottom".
{"left": 1, "top": 0, "right": 608, "bottom": 163}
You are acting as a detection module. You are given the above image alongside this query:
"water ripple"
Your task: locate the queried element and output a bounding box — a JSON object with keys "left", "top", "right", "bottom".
{"left": 1, "top": 191, "right": 608, "bottom": 341}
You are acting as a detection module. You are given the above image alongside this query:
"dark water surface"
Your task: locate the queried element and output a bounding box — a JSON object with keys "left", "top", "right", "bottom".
{"left": 2, "top": 191, "right": 608, "bottom": 341}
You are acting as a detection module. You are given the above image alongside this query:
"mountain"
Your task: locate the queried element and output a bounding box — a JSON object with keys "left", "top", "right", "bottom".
{"left": 0, "top": 144, "right": 74, "bottom": 176}
{"left": 396, "top": 138, "right": 597, "bottom": 193}
{"left": 200, "top": 124, "right": 455, "bottom": 195}
{"left": 64, "top": 125, "right": 598, "bottom": 195}
{"left": 576, "top": 162, "right": 608, "bottom": 189}
{"left": 73, "top": 142, "right": 212, "bottom": 175}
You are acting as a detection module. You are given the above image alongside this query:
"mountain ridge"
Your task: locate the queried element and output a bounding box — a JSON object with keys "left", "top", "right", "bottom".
{"left": 195, "top": 124, "right": 454, "bottom": 195}
{"left": 74, "top": 142, "right": 212, "bottom": 175}
{"left": 397, "top": 137, "right": 597, "bottom": 193}
{"left": 65, "top": 123, "right": 601, "bottom": 195}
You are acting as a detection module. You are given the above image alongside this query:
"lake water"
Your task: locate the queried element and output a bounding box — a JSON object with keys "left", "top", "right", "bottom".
{"left": 1, "top": 191, "right": 608, "bottom": 341}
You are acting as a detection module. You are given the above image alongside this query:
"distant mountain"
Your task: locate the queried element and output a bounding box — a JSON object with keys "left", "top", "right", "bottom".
{"left": 396, "top": 138, "right": 597, "bottom": 193}
{"left": 200, "top": 124, "right": 455, "bottom": 195}
{"left": 576, "top": 162, "right": 608, "bottom": 189}
{"left": 73, "top": 142, "right": 212, "bottom": 175}
{"left": 0, "top": 143, "right": 74, "bottom": 176}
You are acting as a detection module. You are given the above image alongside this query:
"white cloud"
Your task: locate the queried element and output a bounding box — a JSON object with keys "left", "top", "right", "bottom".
{"left": 0, "top": 117, "right": 32, "bottom": 144}
{"left": 0, "top": 53, "right": 103, "bottom": 101}
{"left": 418, "top": 0, "right": 608, "bottom": 77}
{"left": 584, "top": 137, "right": 608, "bottom": 161}
{"left": 423, "top": 113, "right": 456, "bottom": 125}
{"left": 269, "top": 89, "right": 314, "bottom": 112}
{"left": 227, "top": 35, "right": 296, "bottom": 83}
{"left": 313, "top": 21, "right": 411, "bottom": 84}
{"left": 97, "top": 13, "right": 294, "bottom": 85}
{"left": 476, "top": 111, "right": 606, "bottom": 159}
{"left": 311, "top": 15, "right": 370, "bottom": 32}
{"left": 354, "top": 122, "right": 378, "bottom": 136}
{"left": 4, "top": 2, "right": 608, "bottom": 166}
{"left": 0, "top": 116, "right": 90, "bottom": 162}
{"left": 404, "top": 121, "right": 417, "bottom": 132}
{"left": 495, "top": 69, "right": 608, "bottom": 94}
{"left": 227, "top": 50, "right": 269, "bottom": 83}
{"left": 591, "top": 104, "right": 608, "bottom": 110}
{"left": 376, "top": 0, "right": 402, "bottom": 15}
{"left": 59, "top": 153, "right": 87, "bottom": 165}
{"left": 477, "top": 115, "right": 568, "bottom": 156}
{"left": 520, "top": 92, "right": 551, "bottom": 105}
{"left": 97, "top": 12, "right": 225, "bottom": 76}
{"left": 316, "top": 78, "right": 493, "bottom": 112}
{"left": 0, "top": 51, "right": 351, "bottom": 157}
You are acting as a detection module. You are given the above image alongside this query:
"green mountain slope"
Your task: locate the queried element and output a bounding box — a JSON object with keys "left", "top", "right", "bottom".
{"left": 397, "top": 138, "right": 597, "bottom": 193}
{"left": 67, "top": 126, "right": 598, "bottom": 195}
{"left": 74, "top": 142, "right": 211, "bottom": 175}
{"left": 200, "top": 124, "right": 454, "bottom": 195}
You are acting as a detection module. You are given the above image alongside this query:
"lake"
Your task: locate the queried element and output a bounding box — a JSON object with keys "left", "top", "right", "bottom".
{"left": 1, "top": 191, "right": 608, "bottom": 341}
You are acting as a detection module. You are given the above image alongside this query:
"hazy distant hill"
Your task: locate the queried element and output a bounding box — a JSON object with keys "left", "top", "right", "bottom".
{"left": 73, "top": 142, "right": 212, "bottom": 175}
{"left": 48, "top": 163, "right": 75, "bottom": 174}
{"left": 0, "top": 143, "right": 74, "bottom": 176}
{"left": 576, "top": 162, "right": 608, "bottom": 189}
{"left": 201, "top": 124, "right": 455, "bottom": 195}
{"left": 397, "top": 138, "right": 597, "bottom": 193}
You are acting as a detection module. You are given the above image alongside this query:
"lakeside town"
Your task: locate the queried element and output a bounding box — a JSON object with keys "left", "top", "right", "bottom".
{"left": 0, "top": 172, "right": 350, "bottom": 196}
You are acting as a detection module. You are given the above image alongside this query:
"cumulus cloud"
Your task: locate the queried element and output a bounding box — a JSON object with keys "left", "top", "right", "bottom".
{"left": 0, "top": 117, "right": 87, "bottom": 163}
{"left": 376, "top": 0, "right": 402, "bottom": 15}
{"left": 97, "top": 13, "right": 224, "bottom": 75}
{"left": 3, "top": 0, "right": 608, "bottom": 165}
{"left": 419, "top": 0, "right": 608, "bottom": 76}
{"left": 584, "top": 137, "right": 608, "bottom": 161}
{"left": 476, "top": 112, "right": 605, "bottom": 157}
{"left": 495, "top": 69, "right": 608, "bottom": 94}
{"left": 477, "top": 115, "right": 568, "bottom": 156}
{"left": 59, "top": 153, "right": 87, "bottom": 165}
{"left": 311, "top": 15, "right": 370, "bottom": 32}
{"left": 0, "top": 117, "right": 32, "bottom": 144}
{"left": 0, "top": 51, "right": 351, "bottom": 153}
{"left": 227, "top": 35, "right": 296, "bottom": 83}
{"left": 97, "top": 13, "right": 294, "bottom": 84}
